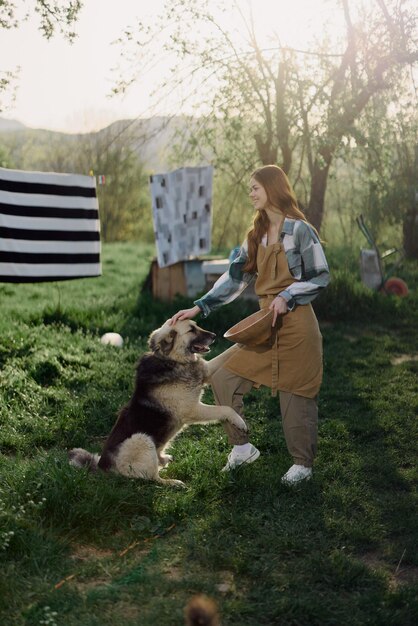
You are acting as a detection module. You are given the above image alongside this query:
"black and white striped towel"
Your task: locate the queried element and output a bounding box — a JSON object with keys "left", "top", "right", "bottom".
{"left": 0, "top": 167, "right": 101, "bottom": 282}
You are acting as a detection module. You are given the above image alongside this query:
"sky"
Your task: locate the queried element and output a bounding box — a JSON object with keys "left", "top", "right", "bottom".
{"left": 0, "top": 0, "right": 343, "bottom": 134}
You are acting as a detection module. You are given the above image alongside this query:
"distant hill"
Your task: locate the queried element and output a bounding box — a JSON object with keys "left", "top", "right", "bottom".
{"left": 0, "top": 117, "right": 27, "bottom": 133}
{"left": 0, "top": 115, "right": 199, "bottom": 172}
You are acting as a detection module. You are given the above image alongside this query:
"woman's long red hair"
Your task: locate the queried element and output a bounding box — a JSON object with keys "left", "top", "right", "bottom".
{"left": 243, "top": 165, "right": 310, "bottom": 274}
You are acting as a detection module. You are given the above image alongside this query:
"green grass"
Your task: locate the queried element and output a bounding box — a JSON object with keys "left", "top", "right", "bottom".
{"left": 1, "top": 242, "right": 417, "bottom": 625}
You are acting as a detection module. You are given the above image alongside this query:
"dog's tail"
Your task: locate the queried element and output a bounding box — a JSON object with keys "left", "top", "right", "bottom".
{"left": 68, "top": 448, "right": 100, "bottom": 472}
{"left": 184, "top": 594, "right": 220, "bottom": 626}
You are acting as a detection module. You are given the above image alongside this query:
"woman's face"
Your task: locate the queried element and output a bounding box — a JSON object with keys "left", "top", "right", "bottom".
{"left": 249, "top": 177, "right": 268, "bottom": 211}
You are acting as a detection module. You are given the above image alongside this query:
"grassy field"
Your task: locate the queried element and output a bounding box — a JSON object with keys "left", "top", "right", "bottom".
{"left": 1, "top": 241, "right": 417, "bottom": 626}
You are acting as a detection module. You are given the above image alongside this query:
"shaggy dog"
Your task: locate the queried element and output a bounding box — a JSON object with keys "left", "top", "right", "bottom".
{"left": 69, "top": 319, "right": 245, "bottom": 487}
{"left": 184, "top": 594, "right": 220, "bottom": 625}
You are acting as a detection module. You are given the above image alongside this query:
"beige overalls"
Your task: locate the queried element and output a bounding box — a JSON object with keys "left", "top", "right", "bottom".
{"left": 211, "top": 231, "right": 323, "bottom": 468}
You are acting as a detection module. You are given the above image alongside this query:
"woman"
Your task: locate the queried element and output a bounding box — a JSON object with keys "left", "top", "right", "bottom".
{"left": 170, "top": 165, "right": 329, "bottom": 485}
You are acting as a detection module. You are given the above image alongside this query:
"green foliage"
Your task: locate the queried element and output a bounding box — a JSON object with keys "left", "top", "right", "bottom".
{"left": 3, "top": 128, "right": 153, "bottom": 243}
{"left": 0, "top": 1, "right": 82, "bottom": 41}
{"left": 326, "top": 88, "right": 418, "bottom": 258}
{"left": 0, "top": 241, "right": 417, "bottom": 625}
{"left": 314, "top": 265, "right": 417, "bottom": 326}
{"left": 91, "top": 143, "right": 152, "bottom": 243}
{"left": 0, "top": 142, "right": 12, "bottom": 166}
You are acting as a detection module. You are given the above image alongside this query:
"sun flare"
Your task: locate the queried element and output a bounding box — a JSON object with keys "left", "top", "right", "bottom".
{"left": 220, "top": 0, "right": 348, "bottom": 52}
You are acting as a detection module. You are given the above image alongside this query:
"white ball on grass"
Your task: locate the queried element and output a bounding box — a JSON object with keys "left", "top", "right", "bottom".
{"left": 100, "top": 332, "right": 124, "bottom": 348}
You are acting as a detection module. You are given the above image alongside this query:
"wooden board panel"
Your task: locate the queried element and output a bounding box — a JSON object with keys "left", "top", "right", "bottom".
{"left": 151, "top": 260, "right": 187, "bottom": 301}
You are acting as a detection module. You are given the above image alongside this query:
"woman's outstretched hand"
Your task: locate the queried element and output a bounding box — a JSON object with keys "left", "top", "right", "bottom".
{"left": 169, "top": 305, "right": 201, "bottom": 325}
{"left": 269, "top": 296, "right": 288, "bottom": 326}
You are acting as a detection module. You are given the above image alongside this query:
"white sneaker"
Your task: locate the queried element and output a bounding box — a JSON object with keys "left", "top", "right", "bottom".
{"left": 221, "top": 444, "right": 260, "bottom": 472}
{"left": 281, "top": 464, "right": 312, "bottom": 485}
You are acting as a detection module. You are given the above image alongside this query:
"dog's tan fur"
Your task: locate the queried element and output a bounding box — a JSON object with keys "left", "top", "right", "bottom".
{"left": 184, "top": 594, "right": 220, "bottom": 625}
{"left": 69, "top": 319, "right": 244, "bottom": 487}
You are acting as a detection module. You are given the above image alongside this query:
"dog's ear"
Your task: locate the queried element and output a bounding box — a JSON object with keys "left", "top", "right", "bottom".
{"left": 149, "top": 328, "right": 177, "bottom": 355}
{"left": 159, "top": 329, "right": 177, "bottom": 355}
{"left": 148, "top": 331, "right": 158, "bottom": 353}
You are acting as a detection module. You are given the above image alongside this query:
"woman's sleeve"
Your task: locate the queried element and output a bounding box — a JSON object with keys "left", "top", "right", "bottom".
{"left": 194, "top": 241, "right": 256, "bottom": 317}
{"left": 279, "top": 222, "right": 330, "bottom": 309}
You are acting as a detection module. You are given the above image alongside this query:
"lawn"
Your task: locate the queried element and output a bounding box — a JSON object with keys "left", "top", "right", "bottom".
{"left": 0, "top": 241, "right": 417, "bottom": 625}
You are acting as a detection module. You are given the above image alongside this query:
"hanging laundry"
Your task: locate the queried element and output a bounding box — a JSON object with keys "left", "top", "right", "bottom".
{"left": 0, "top": 167, "right": 101, "bottom": 282}
{"left": 149, "top": 165, "right": 213, "bottom": 268}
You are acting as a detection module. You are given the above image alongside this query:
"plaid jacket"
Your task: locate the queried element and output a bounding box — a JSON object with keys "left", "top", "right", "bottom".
{"left": 195, "top": 218, "right": 330, "bottom": 317}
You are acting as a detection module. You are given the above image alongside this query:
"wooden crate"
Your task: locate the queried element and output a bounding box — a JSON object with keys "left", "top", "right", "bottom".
{"left": 149, "top": 257, "right": 257, "bottom": 302}
{"left": 151, "top": 258, "right": 206, "bottom": 301}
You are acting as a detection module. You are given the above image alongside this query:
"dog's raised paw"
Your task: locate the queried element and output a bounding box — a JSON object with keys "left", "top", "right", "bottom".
{"left": 230, "top": 419, "right": 248, "bottom": 433}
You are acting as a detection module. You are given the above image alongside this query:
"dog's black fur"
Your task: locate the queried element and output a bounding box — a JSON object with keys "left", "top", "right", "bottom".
{"left": 97, "top": 353, "right": 205, "bottom": 471}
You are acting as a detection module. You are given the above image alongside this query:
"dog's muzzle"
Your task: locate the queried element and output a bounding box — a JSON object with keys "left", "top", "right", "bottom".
{"left": 190, "top": 331, "right": 216, "bottom": 354}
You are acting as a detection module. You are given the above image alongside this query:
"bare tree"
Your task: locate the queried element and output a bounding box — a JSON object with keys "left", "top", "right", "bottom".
{"left": 301, "top": 0, "right": 418, "bottom": 229}
{"left": 113, "top": 0, "right": 417, "bottom": 255}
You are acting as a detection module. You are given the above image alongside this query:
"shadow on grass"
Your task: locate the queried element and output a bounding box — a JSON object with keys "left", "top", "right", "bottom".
{"left": 318, "top": 324, "right": 418, "bottom": 574}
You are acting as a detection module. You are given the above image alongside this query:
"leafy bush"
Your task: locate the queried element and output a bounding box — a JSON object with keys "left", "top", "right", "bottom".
{"left": 314, "top": 267, "right": 416, "bottom": 325}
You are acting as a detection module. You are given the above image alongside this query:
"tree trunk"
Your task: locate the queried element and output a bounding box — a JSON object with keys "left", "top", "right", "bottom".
{"left": 280, "top": 143, "right": 292, "bottom": 176}
{"left": 306, "top": 161, "right": 331, "bottom": 231}
{"left": 402, "top": 204, "right": 418, "bottom": 259}
{"left": 254, "top": 133, "right": 278, "bottom": 166}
